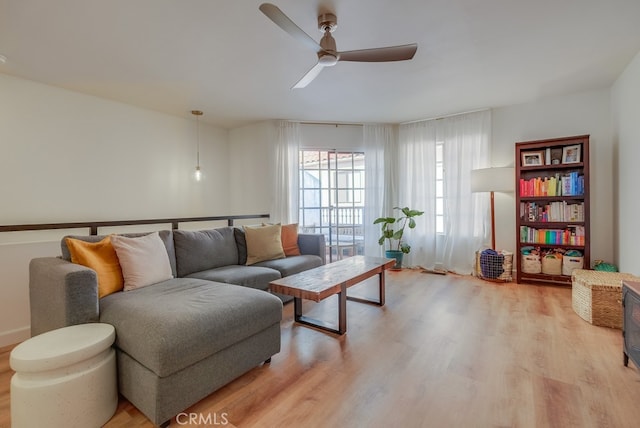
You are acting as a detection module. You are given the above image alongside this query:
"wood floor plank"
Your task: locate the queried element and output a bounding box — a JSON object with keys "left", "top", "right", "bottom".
{"left": 1, "top": 270, "right": 640, "bottom": 427}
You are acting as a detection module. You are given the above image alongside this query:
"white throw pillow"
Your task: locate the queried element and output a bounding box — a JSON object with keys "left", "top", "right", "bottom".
{"left": 111, "top": 232, "right": 173, "bottom": 291}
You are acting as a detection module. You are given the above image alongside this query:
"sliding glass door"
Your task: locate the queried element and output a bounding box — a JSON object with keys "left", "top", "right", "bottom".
{"left": 299, "top": 150, "right": 365, "bottom": 262}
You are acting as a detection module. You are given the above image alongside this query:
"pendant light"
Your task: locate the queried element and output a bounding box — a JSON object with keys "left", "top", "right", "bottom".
{"left": 191, "top": 110, "right": 203, "bottom": 181}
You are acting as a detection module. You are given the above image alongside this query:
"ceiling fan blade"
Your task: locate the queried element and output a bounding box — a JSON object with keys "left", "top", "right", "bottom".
{"left": 293, "top": 63, "right": 325, "bottom": 89}
{"left": 259, "top": 3, "right": 322, "bottom": 53}
{"left": 338, "top": 43, "right": 418, "bottom": 62}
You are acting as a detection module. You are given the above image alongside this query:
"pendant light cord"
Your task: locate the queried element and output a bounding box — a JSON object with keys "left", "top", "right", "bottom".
{"left": 196, "top": 115, "right": 200, "bottom": 168}
{"left": 191, "top": 110, "right": 204, "bottom": 173}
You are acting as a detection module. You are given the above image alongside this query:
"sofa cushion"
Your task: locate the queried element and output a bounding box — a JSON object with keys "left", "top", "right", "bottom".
{"left": 99, "top": 277, "right": 282, "bottom": 377}
{"left": 173, "top": 228, "right": 239, "bottom": 277}
{"left": 281, "top": 223, "right": 301, "bottom": 256}
{"left": 254, "top": 254, "right": 323, "bottom": 277}
{"left": 61, "top": 230, "right": 177, "bottom": 278}
{"left": 111, "top": 232, "right": 174, "bottom": 291}
{"left": 244, "top": 224, "right": 285, "bottom": 265}
{"left": 65, "top": 235, "right": 124, "bottom": 298}
{"left": 234, "top": 228, "right": 248, "bottom": 265}
{"left": 186, "top": 265, "right": 281, "bottom": 291}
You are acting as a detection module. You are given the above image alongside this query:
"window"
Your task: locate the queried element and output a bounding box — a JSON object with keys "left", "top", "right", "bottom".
{"left": 299, "top": 150, "right": 365, "bottom": 262}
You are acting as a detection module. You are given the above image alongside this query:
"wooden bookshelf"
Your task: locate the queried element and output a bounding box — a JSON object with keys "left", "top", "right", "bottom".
{"left": 515, "top": 135, "right": 590, "bottom": 286}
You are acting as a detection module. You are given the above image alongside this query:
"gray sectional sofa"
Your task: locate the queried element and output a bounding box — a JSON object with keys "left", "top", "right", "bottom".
{"left": 28, "top": 226, "right": 325, "bottom": 426}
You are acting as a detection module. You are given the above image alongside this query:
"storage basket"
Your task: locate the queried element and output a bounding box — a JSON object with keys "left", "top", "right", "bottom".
{"left": 521, "top": 254, "right": 541, "bottom": 274}
{"left": 571, "top": 269, "right": 640, "bottom": 329}
{"left": 475, "top": 250, "right": 513, "bottom": 282}
{"left": 541, "top": 255, "right": 562, "bottom": 275}
{"left": 562, "top": 255, "right": 584, "bottom": 276}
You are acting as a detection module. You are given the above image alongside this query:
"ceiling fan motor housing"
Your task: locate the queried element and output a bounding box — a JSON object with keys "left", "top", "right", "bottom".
{"left": 318, "top": 13, "right": 338, "bottom": 66}
{"left": 318, "top": 13, "right": 337, "bottom": 32}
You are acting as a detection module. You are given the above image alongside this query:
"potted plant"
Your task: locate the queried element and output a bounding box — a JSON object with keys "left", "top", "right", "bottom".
{"left": 374, "top": 206, "right": 424, "bottom": 269}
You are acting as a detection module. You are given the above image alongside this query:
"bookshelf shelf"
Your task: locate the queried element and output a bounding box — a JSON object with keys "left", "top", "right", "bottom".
{"left": 521, "top": 222, "right": 585, "bottom": 227}
{"left": 515, "top": 135, "right": 590, "bottom": 286}
{"left": 520, "top": 196, "right": 585, "bottom": 201}
{"left": 521, "top": 162, "right": 585, "bottom": 171}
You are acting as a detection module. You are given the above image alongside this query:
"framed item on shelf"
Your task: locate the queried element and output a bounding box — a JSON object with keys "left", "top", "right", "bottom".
{"left": 521, "top": 151, "right": 544, "bottom": 167}
{"left": 562, "top": 144, "right": 581, "bottom": 164}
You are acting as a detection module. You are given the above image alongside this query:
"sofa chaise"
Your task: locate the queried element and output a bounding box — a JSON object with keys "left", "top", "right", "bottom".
{"left": 28, "top": 225, "right": 325, "bottom": 426}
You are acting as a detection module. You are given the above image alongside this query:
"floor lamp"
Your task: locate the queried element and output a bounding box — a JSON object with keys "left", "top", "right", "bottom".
{"left": 471, "top": 167, "right": 515, "bottom": 250}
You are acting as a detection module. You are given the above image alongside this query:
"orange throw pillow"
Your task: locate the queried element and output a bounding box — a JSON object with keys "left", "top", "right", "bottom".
{"left": 281, "top": 223, "right": 301, "bottom": 256}
{"left": 65, "top": 236, "right": 124, "bottom": 298}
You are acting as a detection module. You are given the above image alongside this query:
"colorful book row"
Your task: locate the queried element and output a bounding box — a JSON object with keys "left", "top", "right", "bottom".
{"left": 520, "top": 201, "right": 584, "bottom": 222}
{"left": 519, "top": 172, "right": 584, "bottom": 197}
{"left": 520, "top": 225, "right": 585, "bottom": 246}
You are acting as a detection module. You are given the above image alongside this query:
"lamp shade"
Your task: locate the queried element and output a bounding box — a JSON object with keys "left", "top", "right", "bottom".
{"left": 471, "top": 167, "right": 515, "bottom": 193}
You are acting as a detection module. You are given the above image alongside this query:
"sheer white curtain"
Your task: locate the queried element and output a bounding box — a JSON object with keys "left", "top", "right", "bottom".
{"left": 363, "top": 124, "right": 397, "bottom": 257}
{"left": 397, "top": 120, "right": 438, "bottom": 267}
{"left": 271, "top": 121, "right": 300, "bottom": 224}
{"left": 398, "top": 110, "right": 491, "bottom": 273}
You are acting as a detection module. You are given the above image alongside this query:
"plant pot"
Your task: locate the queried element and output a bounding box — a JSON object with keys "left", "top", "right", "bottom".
{"left": 385, "top": 250, "right": 404, "bottom": 270}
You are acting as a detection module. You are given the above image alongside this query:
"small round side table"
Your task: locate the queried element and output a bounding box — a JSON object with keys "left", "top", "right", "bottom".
{"left": 10, "top": 323, "right": 117, "bottom": 428}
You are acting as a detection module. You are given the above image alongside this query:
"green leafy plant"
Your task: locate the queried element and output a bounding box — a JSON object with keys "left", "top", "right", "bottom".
{"left": 374, "top": 206, "right": 424, "bottom": 254}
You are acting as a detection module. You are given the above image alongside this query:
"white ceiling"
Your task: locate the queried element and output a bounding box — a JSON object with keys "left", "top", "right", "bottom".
{"left": 1, "top": 0, "right": 640, "bottom": 129}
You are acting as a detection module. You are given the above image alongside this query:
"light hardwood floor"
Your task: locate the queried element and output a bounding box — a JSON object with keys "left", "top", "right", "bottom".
{"left": 2, "top": 270, "right": 640, "bottom": 427}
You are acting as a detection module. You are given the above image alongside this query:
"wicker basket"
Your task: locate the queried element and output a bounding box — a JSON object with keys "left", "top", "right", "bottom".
{"left": 571, "top": 269, "right": 640, "bottom": 329}
{"left": 521, "top": 254, "right": 541, "bottom": 274}
{"left": 562, "top": 255, "right": 584, "bottom": 276}
{"left": 475, "top": 250, "right": 513, "bottom": 282}
{"left": 541, "top": 255, "right": 562, "bottom": 275}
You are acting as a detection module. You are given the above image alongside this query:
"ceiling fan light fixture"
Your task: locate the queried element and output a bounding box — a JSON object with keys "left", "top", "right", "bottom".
{"left": 318, "top": 53, "right": 338, "bottom": 66}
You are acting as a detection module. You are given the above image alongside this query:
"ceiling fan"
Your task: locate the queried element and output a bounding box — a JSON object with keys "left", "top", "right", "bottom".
{"left": 259, "top": 3, "right": 418, "bottom": 88}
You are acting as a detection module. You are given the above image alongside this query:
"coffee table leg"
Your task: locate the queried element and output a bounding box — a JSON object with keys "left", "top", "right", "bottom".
{"left": 292, "top": 284, "right": 347, "bottom": 335}
{"left": 346, "top": 270, "right": 386, "bottom": 306}
{"left": 338, "top": 283, "right": 347, "bottom": 334}
{"left": 378, "top": 270, "right": 386, "bottom": 306}
{"left": 294, "top": 297, "right": 303, "bottom": 322}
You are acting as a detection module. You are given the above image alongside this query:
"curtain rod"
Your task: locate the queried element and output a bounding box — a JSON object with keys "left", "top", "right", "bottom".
{"left": 400, "top": 108, "right": 490, "bottom": 125}
{"left": 298, "top": 121, "right": 364, "bottom": 127}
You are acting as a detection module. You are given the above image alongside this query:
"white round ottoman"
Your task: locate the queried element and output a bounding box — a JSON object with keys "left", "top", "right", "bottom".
{"left": 10, "top": 323, "right": 117, "bottom": 428}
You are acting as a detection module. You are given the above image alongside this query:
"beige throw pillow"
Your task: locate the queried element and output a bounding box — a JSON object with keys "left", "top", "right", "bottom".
{"left": 111, "top": 232, "right": 173, "bottom": 291}
{"left": 244, "top": 224, "right": 285, "bottom": 265}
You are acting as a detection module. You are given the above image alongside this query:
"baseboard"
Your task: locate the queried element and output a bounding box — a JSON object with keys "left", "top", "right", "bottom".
{"left": 0, "top": 326, "right": 30, "bottom": 348}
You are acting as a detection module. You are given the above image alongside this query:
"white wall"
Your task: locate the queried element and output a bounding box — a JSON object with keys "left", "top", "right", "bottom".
{"left": 0, "top": 74, "right": 230, "bottom": 346}
{"left": 612, "top": 51, "right": 640, "bottom": 275}
{"left": 492, "top": 89, "right": 614, "bottom": 264}
{"left": 228, "top": 121, "right": 275, "bottom": 216}
{"left": 0, "top": 74, "right": 230, "bottom": 224}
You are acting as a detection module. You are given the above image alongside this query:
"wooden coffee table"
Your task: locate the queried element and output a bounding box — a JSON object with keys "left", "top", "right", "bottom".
{"left": 269, "top": 256, "right": 395, "bottom": 335}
